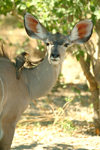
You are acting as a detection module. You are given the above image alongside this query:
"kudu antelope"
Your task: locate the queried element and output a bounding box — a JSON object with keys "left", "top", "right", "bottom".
{"left": 0, "top": 13, "right": 93, "bottom": 150}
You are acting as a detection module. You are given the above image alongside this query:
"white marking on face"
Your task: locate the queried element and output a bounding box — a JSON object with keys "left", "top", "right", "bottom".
{"left": 47, "top": 43, "right": 54, "bottom": 63}
{"left": 50, "top": 57, "right": 60, "bottom": 65}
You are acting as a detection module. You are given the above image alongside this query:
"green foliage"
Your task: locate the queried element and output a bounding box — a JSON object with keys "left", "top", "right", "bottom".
{"left": 73, "top": 48, "right": 84, "bottom": 61}
{"left": 37, "top": 41, "right": 45, "bottom": 52}
{"left": 0, "top": 0, "right": 100, "bottom": 32}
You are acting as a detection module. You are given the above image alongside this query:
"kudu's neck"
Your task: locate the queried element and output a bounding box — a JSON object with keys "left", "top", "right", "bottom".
{"left": 22, "top": 55, "right": 62, "bottom": 99}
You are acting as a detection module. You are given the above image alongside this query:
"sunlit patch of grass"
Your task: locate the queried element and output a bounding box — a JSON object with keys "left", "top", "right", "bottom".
{"left": 55, "top": 119, "right": 75, "bottom": 134}
{"left": 48, "top": 96, "right": 76, "bottom": 134}
{"left": 16, "top": 95, "right": 75, "bottom": 135}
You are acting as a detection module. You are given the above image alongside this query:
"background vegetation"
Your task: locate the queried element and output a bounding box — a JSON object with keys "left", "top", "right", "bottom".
{"left": 1, "top": 0, "right": 100, "bottom": 134}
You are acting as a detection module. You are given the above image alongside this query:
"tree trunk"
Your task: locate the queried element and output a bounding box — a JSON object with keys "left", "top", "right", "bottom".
{"left": 79, "top": 55, "right": 100, "bottom": 132}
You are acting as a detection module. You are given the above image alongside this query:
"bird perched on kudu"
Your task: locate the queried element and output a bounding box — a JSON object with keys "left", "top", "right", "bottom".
{"left": 15, "top": 52, "right": 28, "bottom": 80}
{"left": 15, "top": 51, "right": 44, "bottom": 80}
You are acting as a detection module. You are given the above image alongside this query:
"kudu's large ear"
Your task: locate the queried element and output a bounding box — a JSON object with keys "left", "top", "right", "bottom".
{"left": 69, "top": 19, "right": 93, "bottom": 44}
{"left": 24, "top": 13, "right": 48, "bottom": 41}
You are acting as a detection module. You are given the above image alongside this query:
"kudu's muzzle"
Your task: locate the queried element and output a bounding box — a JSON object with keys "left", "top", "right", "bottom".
{"left": 50, "top": 45, "right": 60, "bottom": 64}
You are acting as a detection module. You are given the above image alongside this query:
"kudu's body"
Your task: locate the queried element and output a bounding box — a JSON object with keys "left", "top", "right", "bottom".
{"left": 0, "top": 13, "right": 93, "bottom": 150}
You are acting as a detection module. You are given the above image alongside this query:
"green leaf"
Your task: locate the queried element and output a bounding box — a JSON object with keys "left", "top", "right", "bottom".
{"left": 75, "top": 49, "right": 84, "bottom": 61}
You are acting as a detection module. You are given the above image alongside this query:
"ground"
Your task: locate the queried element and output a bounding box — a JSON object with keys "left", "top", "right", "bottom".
{"left": 11, "top": 71, "right": 100, "bottom": 150}
{"left": 0, "top": 16, "right": 100, "bottom": 150}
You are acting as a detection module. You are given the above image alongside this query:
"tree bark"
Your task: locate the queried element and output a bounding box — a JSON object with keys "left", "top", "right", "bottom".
{"left": 79, "top": 55, "right": 100, "bottom": 130}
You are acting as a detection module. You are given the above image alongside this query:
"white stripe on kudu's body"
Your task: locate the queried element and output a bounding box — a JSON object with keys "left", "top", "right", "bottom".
{"left": 0, "top": 78, "right": 4, "bottom": 112}
{"left": 0, "top": 78, "right": 4, "bottom": 140}
{"left": 0, "top": 13, "right": 93, "bottom": 150}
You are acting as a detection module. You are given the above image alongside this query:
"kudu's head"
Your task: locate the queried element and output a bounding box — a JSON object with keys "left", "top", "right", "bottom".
{"left": 24, "top": 13, "right": 93, "bottom": 65}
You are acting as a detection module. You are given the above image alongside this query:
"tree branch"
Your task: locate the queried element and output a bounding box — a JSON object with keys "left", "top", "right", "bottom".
{"left": 79, "top": 55, "right": 97, "bottom": 91}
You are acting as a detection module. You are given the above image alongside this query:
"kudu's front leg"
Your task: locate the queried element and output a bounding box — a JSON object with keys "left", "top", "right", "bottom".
{"left": 0, "top": 115, "right": 16, "bottom": 150}
{"left": 0, "top": 94, "right": 30, "bottom": 150}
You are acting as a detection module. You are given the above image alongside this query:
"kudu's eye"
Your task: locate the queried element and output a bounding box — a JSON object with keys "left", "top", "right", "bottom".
{"left": 46, "top": 42, "right": 50, "bottom": 46}
{"left": 64, "top": 43, "right": 69, "bottom": 47}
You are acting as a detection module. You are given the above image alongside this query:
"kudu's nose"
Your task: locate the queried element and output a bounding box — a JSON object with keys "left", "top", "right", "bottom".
{"left": 51, "top": 52, "right": 60, "bottom": 58}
